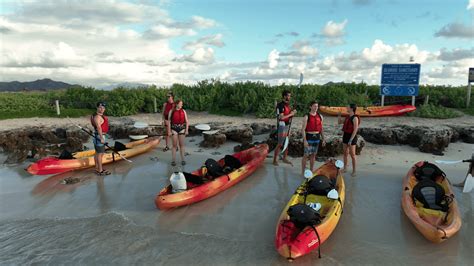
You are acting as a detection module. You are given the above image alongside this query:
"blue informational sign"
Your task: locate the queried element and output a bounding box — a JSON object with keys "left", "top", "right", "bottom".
{"left": 380, "top": 64, "right": 420, "bottom": 96}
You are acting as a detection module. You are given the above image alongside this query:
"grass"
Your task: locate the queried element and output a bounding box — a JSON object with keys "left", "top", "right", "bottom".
{"left": 409, "top": 104, "right": 462, "bottom": 119}
{"left": 0, "top": 108, "right": 94, "bottom": 120}
{"left": 457, "top": 107, "right": 474, "bottom": 116}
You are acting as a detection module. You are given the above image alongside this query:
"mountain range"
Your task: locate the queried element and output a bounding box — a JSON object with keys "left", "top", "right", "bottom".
{"left": 0, "top": 79, "right": 76, "bottom": 92}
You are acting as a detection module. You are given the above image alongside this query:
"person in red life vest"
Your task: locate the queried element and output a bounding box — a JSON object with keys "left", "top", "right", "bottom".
{"left": 162, "top": 92, "right": 175, "bottom": 152}
{"left": 273, "top": 90, "right": 297, "bottom": 166}
{"left": 338, "top": 103, "right": 360, "bottom": 176}
{"left": 301, "top": 101, "right": 326, "bottom": 176}
{"left": 91, "top": 102, "right": 110, "bottom": 175}
{"left": 167, "top": 100, "right": 189, "bottom": 166}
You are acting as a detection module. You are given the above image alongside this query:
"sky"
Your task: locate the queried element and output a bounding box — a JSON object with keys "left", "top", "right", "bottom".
{"left": 0, "top": 0, "right": 473, "bottom": 87}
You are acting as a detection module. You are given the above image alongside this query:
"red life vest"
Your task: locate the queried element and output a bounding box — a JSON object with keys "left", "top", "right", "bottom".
{"left": 305, "top": 112, "right": 323, "bottom": 132}
{"left": 90, "top": 114, "right": 109, "bottom": 133}
{"left": 277, "top": 101, "right": 291, "bottom": 123}
{"left": 171, "top": 109, "right": 185, "bottom": 124}
{"left": 164, "top": 102, "right": 175, "bottom": 119}
{"left": 342, "top": 115, "right": 360, "bottom": 134}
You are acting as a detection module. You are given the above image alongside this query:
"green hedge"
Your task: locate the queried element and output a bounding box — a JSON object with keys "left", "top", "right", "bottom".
{"left": 0, "top": 81, "right": 471, "bottom": 118}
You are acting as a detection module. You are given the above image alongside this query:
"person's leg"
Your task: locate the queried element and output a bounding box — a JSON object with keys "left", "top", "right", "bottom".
{"left": 273, "top": 144, "right": 281, "bottom": 166}
{"left": 94, "top": 153, "right": 99, "bottom": 172}
{"left": 163, "top": 120, "right": 170, "bottom": 151}
{"left": 171, "top": 131, "right": 178, "bottom": 165}
{"left": 342, "top": 143, "right": 349, "bottom": 173}
{"left": 97, "top": 152, "right": 103, "bottom": 173}
{"left": 301, "top": 155, "right": 308, "bottom": 176}
{"left": 178, "top": 133, "right": 185, "bottom": 164}
{"left": 309, "top": 154, "right": 316, "bottom": 172}
{"left": 350, "top": 144, "right": 357, "bottom": 176}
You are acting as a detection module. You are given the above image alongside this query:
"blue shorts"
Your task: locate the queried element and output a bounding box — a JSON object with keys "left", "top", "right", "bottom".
{"left": 304, "top": 140, "right": 320, "bottom": 156}
{"left": 93, "top": 132, "right": 106, "bottom": 153}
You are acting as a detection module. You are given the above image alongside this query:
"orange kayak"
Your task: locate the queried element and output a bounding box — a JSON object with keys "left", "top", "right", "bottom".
{"left": 319, "top": 104, "right": 416, "bottom": 117}
{"left": 275, "top": 159, "right": 345, "bottom": 260}
{"left": 27, "top": 138, "right": 161, "bottom": 175}
{"left": 401, "top": 161, "right": 461, "bottom": 243}
{"left": 155, "top": 144, "right": 268, "bottom": 209}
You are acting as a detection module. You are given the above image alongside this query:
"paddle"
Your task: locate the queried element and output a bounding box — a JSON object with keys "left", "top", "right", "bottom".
{"left": 134, "top": 121, "right": 211, "bottom": 131}
{"left": 133, "top": 121, "right": 160, "bottom": 128}
{"left": 436, "top": 158, "right": 473, "bottom": 193}
{"left": 281, "top": 73, "right": 303, "bottom": 154}
{"left": 435, "top": 159, "right": 470, "bottom": 164}
{"left": 66, "top": 118, "right": 132, "bottom": 163}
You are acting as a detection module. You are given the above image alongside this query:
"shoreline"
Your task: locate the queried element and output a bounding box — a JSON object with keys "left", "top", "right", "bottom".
{"left": 0, "top": 111, "right": 472, "bottom": 132}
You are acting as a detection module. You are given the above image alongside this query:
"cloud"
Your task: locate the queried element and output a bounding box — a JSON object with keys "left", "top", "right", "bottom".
{"left": 268, "top": 49, "right": 279, "bottom": 69}
{"left": 274, "top": 32, "right": 299, "bottom": 38}
{"left": 144, "top": 24, "right": 196, "bottom": 39}
{"left": 438, "top": 48, "right": 474, "bottom": 61}
{"left": 280, "top": 41, "right": 318, "bottom": 57}
{"left": 178, "top": 47, "right": 215, "bottom": 65}
{"left": 468, "top": 0, "right": 474, "bottom": 10}
{"left": 434, "top": 22, "right": 474, "bottom": 39}
{"left": 322, "top": 19, "right": 348, "bottom": 38}
{"left": 183, "top": 34, "right": 225, "bottom": 51}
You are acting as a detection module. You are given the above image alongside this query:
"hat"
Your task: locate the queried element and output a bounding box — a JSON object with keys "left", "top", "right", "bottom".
{"left": 97, "top": 102, "right": 106, "bottom": 107}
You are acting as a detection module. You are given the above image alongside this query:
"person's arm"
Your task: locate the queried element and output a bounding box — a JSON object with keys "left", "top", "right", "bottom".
{"left": 337, "top": 112, "right": 344, "bottom": 124}
{"left": 302, "top": 115, "right": 308, "bottom": 146}
{"left": 162, "top": 103, "right": 167, "bottom": 122}
{"left": 167, "top": 111, "right": 172, "bottom": 136}
{"left": 184, "top": 110, "right": 189, "bottom": 135}
{"left": 349, "top": 117, "right": 359, "bottom": 143}
{"left": 94, "top": 116, "right": 104, "bottom": 143}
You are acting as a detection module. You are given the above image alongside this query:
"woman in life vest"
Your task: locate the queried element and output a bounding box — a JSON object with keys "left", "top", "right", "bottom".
{"left": 301, "top": 101, "right": 325, "bottom": 176}
{"left": 162, "top": 92, "right": 175, "bottom": 152}
{"left": 91, "top": 102, "right": 110, "bottom": 175}
{"left": 167, "top": 100, "right": 189, "bottom": 166}
{"left": 338, "top": 103, "right": 360, "bottom": 176}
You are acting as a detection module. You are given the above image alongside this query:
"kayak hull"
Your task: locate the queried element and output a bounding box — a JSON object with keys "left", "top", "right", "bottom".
{"left": 320, "top": 105, "right": 416, "bottom": 117}
{"left": 155, "top": 144, "right": 268, "bottom": 209}
{"left": 27, "top": 138, "right": 161, "bottom": 175}
{"left": 275, "top": 160, "right": 345, "bottom": 260}
{"left": 401, "top": 161, "right": 462, "bottom": 243}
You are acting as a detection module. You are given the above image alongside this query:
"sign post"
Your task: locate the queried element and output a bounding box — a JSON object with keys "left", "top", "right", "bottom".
{"left": 468, "top": 68, "right": 474, "bottom": 108}
{"left": 380, "top": 64, "right": 420, "bottom": 106}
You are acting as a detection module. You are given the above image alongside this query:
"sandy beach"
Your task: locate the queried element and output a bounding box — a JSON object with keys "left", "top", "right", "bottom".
{"left": 0, "top": 113, "right": 473, "bottom": 265}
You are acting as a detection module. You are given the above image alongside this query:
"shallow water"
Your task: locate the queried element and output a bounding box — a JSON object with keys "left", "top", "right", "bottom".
{"left": 0, "top": 137, "right": 473, "bottom": 265}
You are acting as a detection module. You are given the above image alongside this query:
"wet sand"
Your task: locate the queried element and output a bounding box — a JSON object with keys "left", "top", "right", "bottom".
{"left": 0, "top": 134, "right": 473, "bottom": 265}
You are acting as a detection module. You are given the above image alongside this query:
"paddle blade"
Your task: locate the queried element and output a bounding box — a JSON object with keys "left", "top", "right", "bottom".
{"left": 335, "top": 160, "right": 344, "bottom": 169}
{"left": 129, "top": 135, "right": 148, "bottom": 140}
{"left": 435, "top": 160, "right": 463, "bottom": 164}
{"left": 133, "top": 121, "right": 149, "bottom": 128}
{"left": 195, "top": 124, "right": 211, "bottom": 131}
{"left": 463, "top": 174, "right": 473, "bottom": 193}
{"left": 327, "top": 189, "right": 339, "bottom": 200}
{"left": 281, "top": 137, "right": 289, "bottom": 154}
{"left": 304, "top": 169, "right": 313, "bottom": 179}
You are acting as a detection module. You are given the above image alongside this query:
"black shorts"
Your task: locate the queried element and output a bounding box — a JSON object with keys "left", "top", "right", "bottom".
{"left": 342, "top": 132, "right": 357, "bottom": 145}
{"left": 171, "top": 124, "right": 185, "bottom": 133}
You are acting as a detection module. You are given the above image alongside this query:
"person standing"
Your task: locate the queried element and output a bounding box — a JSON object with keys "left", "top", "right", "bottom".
{"left": 91, "top": 102, "right": 110, "bottom": 175}
{"left": 162, "top": 92, "right": 175, "bottom": 152}
{"left": 301, "top": 101, "right": 325, "bottom": 176}
{"left": 168, "top": 100, "right": 189, "bottom": 166}
{"left": 338, "top": 103, "right": 360, "bottom": 176}
{"left": 273, "top": 90, "right": 296, "bottom": 166}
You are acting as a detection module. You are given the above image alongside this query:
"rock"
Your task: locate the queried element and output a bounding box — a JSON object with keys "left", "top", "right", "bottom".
{"left": 248, "top": 123, "right": 274, "bottom": 135}
{"left": 220, "top": 125, "right": 253, "bottom": 143}
{"left": 200, "top": 131, "right": 226, "bottom": 148}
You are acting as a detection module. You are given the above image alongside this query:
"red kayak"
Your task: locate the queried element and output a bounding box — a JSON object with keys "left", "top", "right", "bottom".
{"left": 319, "top": 104, "right": 416, "bottom": 117}
{"left": 155, "top": 144, "right": 269, "bottom": 209}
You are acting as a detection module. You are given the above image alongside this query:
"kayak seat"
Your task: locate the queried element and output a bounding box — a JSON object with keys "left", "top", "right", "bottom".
{"left": 205, "top": 158, "right": 225, "bottom": 179}
{"left": 114, "top": 141, "right": 127, "bottom": 152}
{"left": 223, "top": 155, "right": 242, "bottom": 173}
{"left": 58, "top": 150, "right": 74, "bottom": 159}
{"left": 412, "top": 179, "right": 449, "bottom": 212}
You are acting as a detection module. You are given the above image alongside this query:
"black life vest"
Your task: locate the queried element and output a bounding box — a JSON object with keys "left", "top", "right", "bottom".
{"left": 414, "top": 161, "right": 446, "bottom": 181}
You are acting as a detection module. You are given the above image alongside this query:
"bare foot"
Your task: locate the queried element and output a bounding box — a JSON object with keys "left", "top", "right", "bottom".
{"left": 351, "top": 172, "right": 357, "bottom": 177}
{"left": 341, "top": 168, "right": 347, "bottom": 173}
{"left": 273, "top": 161, "right": 279, "bottom": 166}
{"left": 282, "top": 159, "right": 293, "bottom": 166}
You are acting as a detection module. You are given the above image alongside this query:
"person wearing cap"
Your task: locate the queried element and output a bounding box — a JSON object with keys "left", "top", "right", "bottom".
{"left": 338, "top": 103, "right": 360, "bottom": 177}
{"left": 162, "top": 92, "right": 175, "bottom": 152}
{"left": 91, "top": 102, "right": 110, "bottom": 175}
